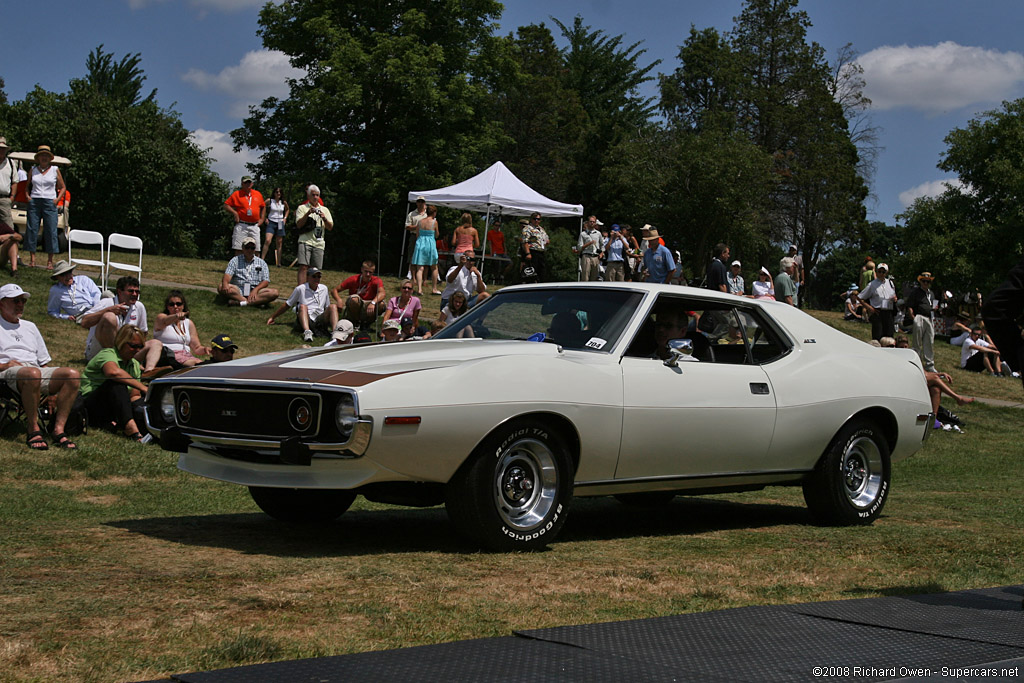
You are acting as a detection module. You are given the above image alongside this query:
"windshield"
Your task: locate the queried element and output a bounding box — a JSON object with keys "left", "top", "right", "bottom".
{"left": 432, "top": 287, "right": 644, "bottom": 352}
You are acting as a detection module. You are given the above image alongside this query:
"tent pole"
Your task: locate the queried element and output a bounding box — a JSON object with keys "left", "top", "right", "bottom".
{"left": 480, "top": 206, "right": 493, "bottom": 281}
{"left": 377, "top": 209, "right": 383, "bottom": 275}
{"left": 399, "top": 202, "right": 411, "bottom": 277}
{"left": 577, "top": 216, "right": 585, "bottom": 282}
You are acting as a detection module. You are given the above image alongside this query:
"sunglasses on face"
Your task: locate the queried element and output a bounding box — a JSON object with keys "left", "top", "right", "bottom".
{"left": 127, "top": 342, "right": 144, "bottom": 350}
{"left": 168, "top": 301, "right": 184, "bottom": 307}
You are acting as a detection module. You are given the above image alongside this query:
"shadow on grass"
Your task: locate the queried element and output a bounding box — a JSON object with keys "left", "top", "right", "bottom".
{"left": 842, "top": 583, "right": 1023, "bottom": 610}
{"left": 105, "top": 494, "right": 811, "bottom": 557}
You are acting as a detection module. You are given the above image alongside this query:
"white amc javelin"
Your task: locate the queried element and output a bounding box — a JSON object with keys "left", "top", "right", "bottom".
{"left": 146, "top": 282, "right": 933, "bottom": 551}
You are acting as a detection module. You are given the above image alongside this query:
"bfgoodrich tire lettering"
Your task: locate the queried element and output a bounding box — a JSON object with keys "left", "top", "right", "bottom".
{"left": 248, "top": 486, "right": 356, "bottom": 523}
{"left": 803, "top": 419, "right": 891, "bottom": 525}
{"left": 445, "top": 418, "right": 574, "bottom": 551}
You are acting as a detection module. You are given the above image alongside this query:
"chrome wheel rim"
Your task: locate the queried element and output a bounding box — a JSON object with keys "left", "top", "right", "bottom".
{"left": 493, "top": 437, "right": 558, "bottom": 532}
{"left": 843, "top": 435, "right": 883, "bottom": 508}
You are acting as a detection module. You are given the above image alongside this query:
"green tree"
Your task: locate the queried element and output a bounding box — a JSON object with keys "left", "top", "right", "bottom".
{"left": 490, "top": 23, "right": 587, "bottom": 203}
{"left": 552, "top": 15, "right": 660, "bottom": 214}
{"left": 75, "top": 45, "right": 157, "bottom": 106}
{"left": 900, "top": 99, "right": 1024, "bottom": 293}
{"left": 235, "top": 0, "right": 506, "bottom": 271}
{"left": 6, "top": 52, "right": 227, "bottom": 258}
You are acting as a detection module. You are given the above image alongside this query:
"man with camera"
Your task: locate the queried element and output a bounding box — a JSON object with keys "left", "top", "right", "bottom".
{"left": 440, "top": 250, "right": 490, "bottom": 313}
{"left": 294, "top": 184, "right": 333, "bottom": 286}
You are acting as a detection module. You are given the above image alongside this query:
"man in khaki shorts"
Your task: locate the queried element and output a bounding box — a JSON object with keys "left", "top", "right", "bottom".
{"left": 223, "top": 175, "right": 266, "bottom": 255}
{"left": 0, "top": 283, "right": 81, "bottom": 449}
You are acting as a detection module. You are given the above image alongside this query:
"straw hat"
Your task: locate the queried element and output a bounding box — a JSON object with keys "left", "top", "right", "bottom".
{"left": 35, "top": 145, "right": 54, "bottom": 162}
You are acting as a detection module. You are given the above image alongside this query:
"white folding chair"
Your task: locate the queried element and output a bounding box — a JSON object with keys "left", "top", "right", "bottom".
{"left": 67, "top": 229, "right": 106, "bottom": 284}
{"left": 106, "top": 233, "right": 143, "bottom": 289}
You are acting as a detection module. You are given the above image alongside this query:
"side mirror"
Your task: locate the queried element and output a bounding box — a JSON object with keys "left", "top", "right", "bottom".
{"left": 664, "top": 338, "right": 693, "bottom": 367}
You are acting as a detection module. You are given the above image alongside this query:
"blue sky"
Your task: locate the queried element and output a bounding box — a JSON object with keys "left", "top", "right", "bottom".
{"left": 8, "top": 0, "right": 1024, "bottom": 224}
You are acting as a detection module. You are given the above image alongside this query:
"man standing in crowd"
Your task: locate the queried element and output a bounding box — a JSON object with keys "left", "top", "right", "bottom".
{"left": 294, "top": 184, "right": 333, "bottom": 286}
{"left": 855, "top": 262, "right": 897, "bottom": 341}
{"left": 218, "top": 237, "right": 280, "bottom": 307}
{"left": 404, "top": 196, "right": 427, "bottom": 277}
{"left": 484, "top": 218, "right": 513, "bottom": 284}
{"left": 643, "top": 228, "right": 676, "bottom": 284}
{"left": 520, "top": 213, "right": 549, "bottom": 283}
{"left": 904, "top": 271, "right": 938, "bottom": 371}
{"left": 268, "top": 267, "right": 339, "bottom": 343}
{"left": 776, "top": 257, "right": 798, "bottom": 306}
{"left": 788, "top": 245, "right": 804, "bottom": 306}
{"left": 80, "top": 276, "right": 164, "bottom": 373}
{"left": 223, "top": 175, "right": 266, "bottom": 255}
{"left": 0, "top": 284, "right": 81, "bottom": 450}
{"left": 727, "top": 260, "right": 744, "bottom": 295}
{"left": 441, "top": 250, "right": 490, "bottom": 309}
{"left": 334, "top": 260, "right": 387, "bottom": 328}
{"left": 0, "top": 138, "right": 23, "bottom": 278}
{"left": 47, "top": 260, "right": 101, "bottom": 322}
{"left": 706, "top": 243, "right": 730, "bottom": 292}
{"left": 575, "top": 215, "right": 604, "bottom": 281}
{"left": 604, "top": 225, "right": 628, "bottom": 282}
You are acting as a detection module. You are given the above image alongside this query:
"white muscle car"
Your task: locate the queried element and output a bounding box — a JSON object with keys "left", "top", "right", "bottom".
{"left": 146, "top": 283, "right": 933, "bottom": 550}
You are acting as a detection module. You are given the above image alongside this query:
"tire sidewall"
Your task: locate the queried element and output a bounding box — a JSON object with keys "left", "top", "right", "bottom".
{"left": 831, "top": 423, "right": 891, "bottom": 524}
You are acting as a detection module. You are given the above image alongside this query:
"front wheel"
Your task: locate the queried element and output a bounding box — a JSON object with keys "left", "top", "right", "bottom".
{"left": 248, "top": 486, "right": 355, "bottom": 523}
{"left": 445, "top": 419, "right": 574, "bottom": 551}
{"left": 803, "top": 419, "right": 891, "bottom": 525}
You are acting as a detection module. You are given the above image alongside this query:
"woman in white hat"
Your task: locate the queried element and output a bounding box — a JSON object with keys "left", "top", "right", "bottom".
{"left": 25, "top": 145, "right": 66, "bottom": 270}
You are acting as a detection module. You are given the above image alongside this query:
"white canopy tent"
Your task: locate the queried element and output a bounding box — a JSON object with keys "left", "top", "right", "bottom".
{"left": 408, "top": 161, "right": 583, "bottom": 217}
{"left": 402, "top": 161, "right": 583, "bottom": 277}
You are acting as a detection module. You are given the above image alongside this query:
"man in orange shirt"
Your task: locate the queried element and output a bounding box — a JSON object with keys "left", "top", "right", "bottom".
{"left": 223, "top": 175, "right": 266, "bottom": 255}
{"left": 484, "top": 219, "right": 513, "bottom": 283}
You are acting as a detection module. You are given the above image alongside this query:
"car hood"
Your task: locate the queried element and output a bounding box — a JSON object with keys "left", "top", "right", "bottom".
{"left": 160, "top": 339, "right": 577, "bottom": 386}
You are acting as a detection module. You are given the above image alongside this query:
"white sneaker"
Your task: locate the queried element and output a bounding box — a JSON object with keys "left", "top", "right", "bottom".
{"left": 302, "top": 330, "right": 314, "bottom": 342}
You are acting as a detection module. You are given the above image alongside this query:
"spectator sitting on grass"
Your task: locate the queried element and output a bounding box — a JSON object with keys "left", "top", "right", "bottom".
{"left": 80, "top": 276, "right": 164, "bottom": 375}
{"left": 400, "top": 316, "right": 428, "bottom": 341}
{"left": 199, "top": 334, "right": 238, "bottom": 364}
{"left": 381, "top": 318, "right": 401, "bottom": 342}
{"left": 267, "top": 267, "right": 338, "bottom": 343}
{"left": 333, "top": 259, "right": 386, "bottom": 329}
{"left": 154, "top": 290, "right": 210, "bottom": 368}
{"left": 47, "top": 260, "right": 101, "bottom": 323}
{"left": 960, "top": 325, "right": 1004, "bottom": 376}
{"left": 322, "top": 320, "right": 355, "bottom": 348}
{"left": 0, "top": 283, "right": 80, "bottom": 450}
{"left": 218, "top": 237, "right": 279, "bottom": 307}
{"left": 81, "top": 324, "right": 149, "bottom": 443}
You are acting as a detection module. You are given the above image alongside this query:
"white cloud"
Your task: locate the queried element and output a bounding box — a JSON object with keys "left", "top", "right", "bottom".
{"left": 898, "top": 178, "right": 966, "bottom": 207}
{"left": 858, "top": 42, "right": 1024, "bottom": 113}
{"left": 191, "top": 129, "right": 260, "bottom": 184}
{"left": 183, "top": 50, "right": 301, "bottom": 117}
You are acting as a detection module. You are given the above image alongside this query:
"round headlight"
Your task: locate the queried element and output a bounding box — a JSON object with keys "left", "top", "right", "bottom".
{"left": 334, "top": 393, "right": 357, "bottom": 439}
{"left": 160, "top": 389, "right": 175, "bottom": 423}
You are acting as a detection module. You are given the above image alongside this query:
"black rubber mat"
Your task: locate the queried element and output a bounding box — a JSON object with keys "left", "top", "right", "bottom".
{"left": 788, "top": 585, "right": 1024, "bottom": 648}
{"left": 518, "top": 605, "right": 1023, "bottom": 682}
{"left": 165, "top": 586, "right": 1024, "bottom": 683}
{"left": 171, "top": 636, "right": 691, "bottom": 683}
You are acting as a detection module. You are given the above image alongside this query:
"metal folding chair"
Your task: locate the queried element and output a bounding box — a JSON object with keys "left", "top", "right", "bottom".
{"left": 106, "top": 233, "right": 143, "bottom": 289}
{"left": 67, "top": 229, "right": 106, "bottom": 283}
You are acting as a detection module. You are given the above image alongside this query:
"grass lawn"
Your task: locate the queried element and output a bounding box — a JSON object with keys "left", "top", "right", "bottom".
{"left": 0, "top": 257, "right": 1021, "bottom": 682}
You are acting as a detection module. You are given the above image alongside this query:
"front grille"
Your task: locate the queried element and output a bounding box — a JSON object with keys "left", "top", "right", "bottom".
{"left": 173, "top": 386, "right": 322, "bottom": 439}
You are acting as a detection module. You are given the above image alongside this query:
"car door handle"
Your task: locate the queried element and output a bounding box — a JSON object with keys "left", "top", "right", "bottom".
{"left": 749, "top": 383, "right": 770, "bottom": 395}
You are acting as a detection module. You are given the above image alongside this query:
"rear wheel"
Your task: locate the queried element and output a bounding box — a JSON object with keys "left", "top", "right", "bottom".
{"left": 446, "top": 418, "right": 573, "bottom": 551}
{"left": 803, "top": 419, "right": 890, "bottom": 525}
{"left": 248, "top": 486, "right": 355, "bottom": 523}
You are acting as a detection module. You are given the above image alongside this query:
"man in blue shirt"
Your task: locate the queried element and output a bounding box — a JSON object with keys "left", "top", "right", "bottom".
{"left": 47, "top": 260, "right": 101, "bottom": 323}
{"left": 643, "top": 228, "right": 675, "bottom": 284}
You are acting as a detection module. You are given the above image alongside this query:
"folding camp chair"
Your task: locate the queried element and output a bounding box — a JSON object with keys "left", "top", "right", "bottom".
{"left": 67, "top": 229, "right": 106, "bottom": 283}
{"left": 106, "top": 233, "right": 143, "bottom": 289}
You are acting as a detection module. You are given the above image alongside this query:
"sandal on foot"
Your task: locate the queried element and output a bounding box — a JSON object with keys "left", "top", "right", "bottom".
{"left": 51, "top": 432, "right": 77, "bottom": 449}
{"left": 26, "top": 430, "right": 49, "bottom": 450}
{"left": 127, "top": 432, "right": 144, "bottom": 442}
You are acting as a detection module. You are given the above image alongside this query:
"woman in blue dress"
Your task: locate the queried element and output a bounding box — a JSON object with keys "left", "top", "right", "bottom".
{"left": 408, "top": 204, "right": 440, "bottom": 297}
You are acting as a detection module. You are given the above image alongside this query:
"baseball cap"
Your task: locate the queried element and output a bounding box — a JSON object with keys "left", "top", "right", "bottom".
{"left": 241, "top": 237, "right": 257, "bottom": 248}
{"left": 241, "top": 175, "right": 253, "bottom": 182}
{"left": 332, "top": 319, "right": 354, "bottom": 342}
{"left": 0, "top": 283, "right": 30, "bottom": 300}
{"left": 307, "top": 267, "right": 322, "bottom": 278}
{"left": 876, "top": 262, "right": 889, "bottom": 272}
{"left": 210, "top": 333, "right": 238, "bottom": 351}
{"left": 401, "top": 316, "right": 414, "bottom": 328}
{"left": 731, "top": 260, "right": 741, "bottom": 267}
{"left": 382, "top": 319, "right": 401, "bottom": 331}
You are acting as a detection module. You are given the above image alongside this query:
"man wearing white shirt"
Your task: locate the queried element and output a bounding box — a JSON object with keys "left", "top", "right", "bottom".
{"left": 47, "top": 260, "right": 101, "bottom": 322}
{"left": 267, "top": 267, "right": 338, "bottom": 342}
{"left": 80, "top": 275, "right": 163, "bottom": 372}
{"left": 441, "top": 250, "right": 490, "bottom": 311}
{"left": 575, "top": 216, "right": 604, "bottom": 281}
{"left": 0, "top": 283, "right": 81, "bottom": 449}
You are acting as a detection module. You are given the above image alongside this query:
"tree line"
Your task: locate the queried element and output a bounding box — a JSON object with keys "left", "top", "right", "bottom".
{"left": 2, "top": 0, "right": 1017, "bottom": 306}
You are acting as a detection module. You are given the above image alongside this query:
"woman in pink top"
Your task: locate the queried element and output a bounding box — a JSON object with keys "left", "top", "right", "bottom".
{"left": 452, "top": 213, "right": 479, "bottom": 256}
{"left": 385, "top": 280, "right": 422, "bottom": 328}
